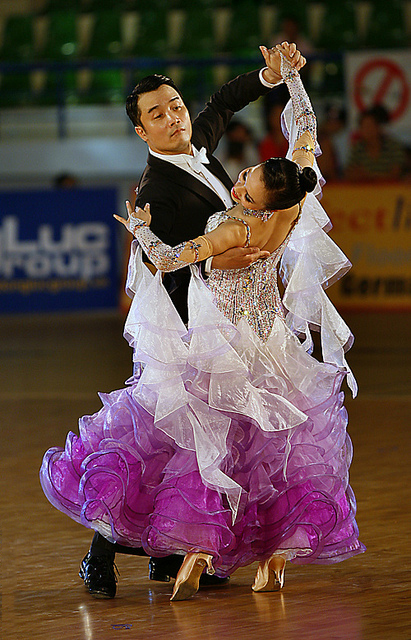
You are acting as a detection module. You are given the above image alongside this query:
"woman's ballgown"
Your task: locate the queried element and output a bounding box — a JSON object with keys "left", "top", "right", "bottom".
{"left": 40, "top": 62, "right": 365, "bottom": 576}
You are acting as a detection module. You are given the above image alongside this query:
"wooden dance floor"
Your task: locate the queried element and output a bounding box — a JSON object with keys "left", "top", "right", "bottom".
{"left": 1, "top": 310, "right": 410, "bottom": 640}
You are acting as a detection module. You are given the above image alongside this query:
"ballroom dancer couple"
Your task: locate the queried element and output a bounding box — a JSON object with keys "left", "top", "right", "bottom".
{"left": 40, "top": 42, "right": 365, "bottom": 602}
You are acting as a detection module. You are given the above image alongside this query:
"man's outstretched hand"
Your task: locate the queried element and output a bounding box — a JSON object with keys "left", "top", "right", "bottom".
{"left": 261, "top": 41, "right": 306, "bottom": 84}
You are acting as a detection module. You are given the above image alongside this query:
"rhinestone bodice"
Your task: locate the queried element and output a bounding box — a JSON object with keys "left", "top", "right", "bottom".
{"left": 205, "top": 211, "right": 289, "bottom": 342}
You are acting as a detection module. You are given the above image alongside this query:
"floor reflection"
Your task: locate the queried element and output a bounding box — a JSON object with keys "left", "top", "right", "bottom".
{"left": 78, "top": 604, "right": 93, "bottom": 640}
{"left": 169, "top": 585, "right": 362, "bottom": 640}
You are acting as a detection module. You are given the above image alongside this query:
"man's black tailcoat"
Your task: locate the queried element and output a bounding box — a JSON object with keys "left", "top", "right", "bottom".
{"left": 135, "top": 69, "right": 272, "bottom": 320}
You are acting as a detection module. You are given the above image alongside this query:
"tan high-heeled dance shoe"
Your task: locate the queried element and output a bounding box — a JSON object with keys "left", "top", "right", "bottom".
{"left": 170, "top": 552, "right": 215, "bottom": 601}
{"left": 252, "top": 555, "right": 286, "bottom": 592}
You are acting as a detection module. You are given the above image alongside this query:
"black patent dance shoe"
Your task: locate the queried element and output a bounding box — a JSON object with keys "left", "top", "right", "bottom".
{"left": 149, "top": 555, "right": 230, "bottom": 586}
{"left": 79, "top": 552, "right": 118, "bottom": 599}
{"left": 148, "top": 554, "right": 183, "bottom": 582}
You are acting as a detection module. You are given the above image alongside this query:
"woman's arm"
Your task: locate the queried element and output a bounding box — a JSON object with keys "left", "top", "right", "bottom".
{"left": 115, "top": 202, "right": 248, "bottom": 273}
{"left": 260, "top": 44, "right": 317, "bottom": 169}
{"left": 292, "top": 132, "right": 316, "bottom": 169}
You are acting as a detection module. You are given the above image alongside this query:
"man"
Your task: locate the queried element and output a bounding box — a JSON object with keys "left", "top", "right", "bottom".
{"left": 80, "top": 42, "right": 305, "bottom": 599}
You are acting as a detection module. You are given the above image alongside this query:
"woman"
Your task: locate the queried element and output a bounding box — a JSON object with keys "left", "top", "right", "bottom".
{"left": 41, "top": 47, "right": 365, "bottom": 601}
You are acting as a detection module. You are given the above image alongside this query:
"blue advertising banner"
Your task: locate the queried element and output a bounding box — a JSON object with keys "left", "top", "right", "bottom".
{"left": 0, "top": 188, "right": 119, "bottom": 313}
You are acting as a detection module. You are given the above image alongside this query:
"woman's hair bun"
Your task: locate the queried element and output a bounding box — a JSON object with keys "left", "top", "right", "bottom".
{"left": 299, "top": 166, "right": 317, "bottom": 193}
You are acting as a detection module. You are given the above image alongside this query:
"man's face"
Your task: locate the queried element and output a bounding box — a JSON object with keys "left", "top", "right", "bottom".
{"left": 135, "top": 84, "right": 192, "bottom": 155}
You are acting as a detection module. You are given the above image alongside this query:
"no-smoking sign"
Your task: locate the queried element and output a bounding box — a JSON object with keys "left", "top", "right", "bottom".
{"left": 353, "top": 57, "right": 410, "bottom": 122}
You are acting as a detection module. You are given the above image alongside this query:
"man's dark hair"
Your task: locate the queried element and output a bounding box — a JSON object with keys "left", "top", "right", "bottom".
{"left": 126, "top": 74, "right": 183, "bottom": 128}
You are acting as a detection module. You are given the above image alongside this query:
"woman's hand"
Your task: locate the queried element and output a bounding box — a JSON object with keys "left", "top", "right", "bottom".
{"left": 113, "top": 201, "right": 151, "bottom": 235}
{"left": 260, "top": 42, "right": 306, "bottom": 84}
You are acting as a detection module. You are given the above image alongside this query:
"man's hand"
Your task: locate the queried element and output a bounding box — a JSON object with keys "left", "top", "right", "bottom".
{"left": 260, "top": 42, "right": 306, "bottom": 85}
{"left": 211, "top": 246, "right": 270, "bottom": 270}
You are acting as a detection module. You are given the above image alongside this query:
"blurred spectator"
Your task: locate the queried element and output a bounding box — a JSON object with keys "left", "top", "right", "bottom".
{"left": 270, "top": 15, "right": 314, "bottom": 56}
{"left": 222, "top": 120, "right": 259, "bottom": 182}
{"left": 344, "top": 106, "right": 407, "bottom": 183}
{"left": 258, "top": 101, "right": 289, "bottom": 162}
{"left": 54, "top": 172, "right": 78, "bottom": 189}
{"left": 317, "top": 103, "right": 347, "bottom": 182}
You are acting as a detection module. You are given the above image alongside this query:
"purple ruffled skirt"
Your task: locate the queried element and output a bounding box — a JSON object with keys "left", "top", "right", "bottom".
{"left": 40, "top": 264, "right": 365, "bottom": 576}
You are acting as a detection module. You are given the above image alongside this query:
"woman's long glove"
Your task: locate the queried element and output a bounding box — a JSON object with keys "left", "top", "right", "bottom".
{"left": 280, "top": 53, "right": 317, "bottom": 148}
{"left": 131, "top": 218, "right": 213, "bottom": 273}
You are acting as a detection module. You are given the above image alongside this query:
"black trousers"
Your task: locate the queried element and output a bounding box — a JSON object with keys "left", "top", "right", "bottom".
{"left": 90, "top": 532, "right": 148, "bottom": 558}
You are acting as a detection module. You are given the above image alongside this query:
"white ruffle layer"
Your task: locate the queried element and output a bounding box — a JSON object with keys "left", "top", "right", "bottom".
{"left": 124, "top": 248, "right": 348, "bottom": 521}
{"left": 281, "top": 99, "right": 357, "bottom": 396}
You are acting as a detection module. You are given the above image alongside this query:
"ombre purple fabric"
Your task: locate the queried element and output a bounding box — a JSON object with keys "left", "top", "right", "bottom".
{"left": 40, "top": 248, "right": 365, "bottom": 576}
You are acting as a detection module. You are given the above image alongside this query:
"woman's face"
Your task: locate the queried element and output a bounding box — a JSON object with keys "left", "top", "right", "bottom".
{"left": 231, "top": 164, "right": 270, "bottom": 210}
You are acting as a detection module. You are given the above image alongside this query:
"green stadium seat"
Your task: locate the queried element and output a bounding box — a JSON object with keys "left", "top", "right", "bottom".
{"left": 221, "top": 1, "right": 262, "bottom": 78}
{"left": 0, "top": 71, "right": 34, "bottom": 107}
{"left": 363, "top": 0, "right": 407, "bottom": 49}
{"left": 223, "top": 1, "right": 262, "bottom": 56}
{"left": 178, "top": 64, "right": 217, "bottom": 105}
{"left": 85, "top": 68, "right": 125, "bottom": 103}
{"left": 177, "top": 6, "right": 215, "bottom": 56}
{"left": 129, "top": 8, "right": 168, "bottom": 57}
{"left": 173, "top": 4, "right": 216, "bottom": 99}
{"left": 127, "top": 8, "right": 169, "bottom": 90}
{"left": 81, "top": 10, "right": 125, "bottom": 103}
{"left": 85, "top": 9, "right": 123, "bottom": 58}
{"left": 35, "top": 69, "right": 78, "bottom": 106}
{"left": 0, "top": 14, "right": 35, "bottom": 60}
{"left": 0, "top": 14, "right": 35, "bottom": 107}
{"left": 306, "top": 57, "right": 345, "bottom": 99}
{"left": 37, "top": 11, "right": 79, "bottom": 105}
{"left": 42, "top": 10, "right": 78, "bottom": 59}
{"left": 315, "top": 1, "right": 359, "bottom": 50}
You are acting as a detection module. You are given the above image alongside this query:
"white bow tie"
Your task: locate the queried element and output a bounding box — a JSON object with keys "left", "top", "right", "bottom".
{"left": 188, "top": 146, "right": 210, "bottom": 171}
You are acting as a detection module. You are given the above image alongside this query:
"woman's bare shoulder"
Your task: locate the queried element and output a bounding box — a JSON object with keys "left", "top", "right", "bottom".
{"left": 205, "top": 204, "right": 243, "bottom": 233}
